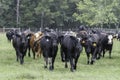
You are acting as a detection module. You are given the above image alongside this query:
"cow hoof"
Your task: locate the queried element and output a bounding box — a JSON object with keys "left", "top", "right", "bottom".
{"left": 109, "top": 57, "right": 112, "bottom": 59}
{"left": 20, "top": 60, "right": 24, "bottom": 65}
{"left": 90, "top": 61, "right": 94, "bottom": 65}
{"left": 74, "top": 66, "right": 77, "bottom": 70}
{"left": 65, "top": 65, "right": 68, "bottom": 68}
{"left": 20, "top": 62, "right": 23, "bottom": 65}
{"left": 44, "top": 66, "right": 47, "bottom": 68}
{"left": 70, "top": 69, "right": 75, "bottom": 72}
{"left": 16, "top": 59, "right": 18, "bottom": 62}
{"left": 96, "top": 57, "right": 100, "bottom": 60}
{"left": 49, "top": 66, "right": 53, "bottom": 71}
{"left": 61, "top": 59, "right": 65, "bottom": 62}
{"left": 28, "top": 54, "right": 31, "bottom": 57}
{"left": 87, "top": 61, "right": 90, "bottom": 64}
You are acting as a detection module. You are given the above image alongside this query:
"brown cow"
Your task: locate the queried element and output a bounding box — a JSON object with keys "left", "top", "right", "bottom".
{"left": 29, "top": 31, "right": 44, "bottom": 59}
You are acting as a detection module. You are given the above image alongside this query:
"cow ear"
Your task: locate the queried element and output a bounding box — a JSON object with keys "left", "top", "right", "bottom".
{"left": 70, "top": 36, "right": 76, "bottom": 40}
{"left": 58, "top": 35, "right": 64, "bottom": 43}
{"left": 45, "top": 36, "right": 51, "bottom": 39}
{"left": 16, "top": 33, "right": 21, "bottom": 37}
{"left": 26, "top": 33, "right": 32, "bottom": 38}
{"left": 26, "top": 34, "right": 30, "bottom": 39}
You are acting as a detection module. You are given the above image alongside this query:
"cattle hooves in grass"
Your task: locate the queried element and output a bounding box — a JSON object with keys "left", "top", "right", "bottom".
{"left": 109, "top": 57, "right": 112, "bottom": 59}
{"left": 61, "top": 59, "right": 65, "bottom": 62}
{"left": 87, "top": 61, "right": 90, "bottom": 64}
{"left": 65, "top": 64, "right": 68, "bottom": 68}
{"left": 70, "top": 68, "right": 75, "bottom": 72}
{"left": 74, "top": 66, "right": 76, "bottom": 70}
{"left": 49, "top": 66, "right": 53, "bottom": 71}
{"left": 96, "top": 57, "right": 100, "bottom": 60}
{"left": 28, "top": 53, "right": 31, "bottom": 57}
{"left": 90, "top": 61, "right": 94, "bottom": 65}
{"left": 16, "top": 59, "right": 19, "bottom": 62}
{"left": 44, "top": 66, "right": 47, "bottom": 68}
{"left": 20, "top": 62, "right": 24, "bottom": 65}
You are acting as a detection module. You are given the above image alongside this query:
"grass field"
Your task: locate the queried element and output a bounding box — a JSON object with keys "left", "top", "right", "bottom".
{"left": 0, "top": 33, "right": 120, "bottom": 80}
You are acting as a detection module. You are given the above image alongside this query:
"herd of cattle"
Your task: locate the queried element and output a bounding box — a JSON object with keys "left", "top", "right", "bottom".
{"left": 5, "top": 26, "right": 120, "bottom": 72}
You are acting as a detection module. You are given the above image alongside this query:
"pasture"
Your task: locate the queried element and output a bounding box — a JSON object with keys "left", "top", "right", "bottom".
{"left": 0, "top": 33, "right": 120, "bottom": 80}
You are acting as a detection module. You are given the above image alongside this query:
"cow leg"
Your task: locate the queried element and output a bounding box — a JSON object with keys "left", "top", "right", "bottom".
{"left": 39, "top": 48, "right": 42, "bottom": 58}
{"left": 97, "top": 47, "right": 102, "bottom": 60}
{"left": 20, "top": 54, "right": 24, "bottom": 64}
{"left": 103, "top": 49, "right": 105, "bottom": 57}
{"left": 65, "top": 53, "right": 68, "bottom": 68}
{"left": 60, "top": 48, "right": 65, "bottom": 62}
{"left": 36, "top": 47, "right": 42, "bottom": 59}
{"left": 70, "top": 58, "right": 74, "bottom": 72}
{"left": 86, "top": 52, "right": 90, "bottom": 64}
{"left": 91, "top": 49, "right": 97, "bottom": 65}
{"left": 51, "top": 58, "right": 55, "bottom": 70}
{"left": 16, "top": 51, "right": 19, "bottom": 62}
{"left": 48, "top": 58, "right": 53, "bottom": 70}
{"left": 36, "top": 47, "right": 42, "bottom": 58}
{"left": 51, "top": 53, "right": 57, "bottom": 70}
{"left": 65, "top": 61, "right": 68, "bottom": 68}
{"left": 109, "top": 50, "right": 112, "bottom": 59}
{"left": 36, "top": 52, "right": 39, "bottom": 59}
{"left": 44, "top": 58, "right": 48, "bottom": 68}
{"left": 28, "top": 38, "right": 31, "bottom": 57}
{"left": 74, "top": 54, "right": 80, "bottom": 70}
{"left": 28, "top": 46, "right": 31, "bottom": 57}
{"left": 32, "top": 49, "right": 35, "bottom": 59}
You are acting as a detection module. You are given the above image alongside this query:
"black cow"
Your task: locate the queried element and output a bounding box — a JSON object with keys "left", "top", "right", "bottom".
{"left": 40, "top": 31, "right": 59, "bottom": 70}
{"left": 117, "top": 32, "right": 120, "bottom": 40}
{"left": 6, "top": 29, "right": 18, "bottom": 42}
{"left": 84, "top": 34, "right": 100, "bottom": 64}
{"left": 59, "top": 34, "right": 82, "bottom": 72}
{"left": 101, "top": 34, "right": 113, "bottom": 58}
{"left": 12, "top": 32, "right": 30, "bottom": 64}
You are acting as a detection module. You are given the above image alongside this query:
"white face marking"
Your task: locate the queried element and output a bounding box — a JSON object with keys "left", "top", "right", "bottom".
{"left": 65, "top": 31, "right": 76, "bottom": 37}
{"left": 35, "top": 33, "right": 39, "bottom": 38}
{"left": 77, "top": 38, "right": 81, "bottom": 41}
{"left": 108, "top": 35, "right": 113, "bottom": 44}
{"left": 46, "top": 39, "right": 49, "bottom": 42}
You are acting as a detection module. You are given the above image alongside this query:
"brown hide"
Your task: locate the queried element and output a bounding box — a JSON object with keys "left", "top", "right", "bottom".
{"left": 30, "top": 32, "right": 44, "bottom": 59}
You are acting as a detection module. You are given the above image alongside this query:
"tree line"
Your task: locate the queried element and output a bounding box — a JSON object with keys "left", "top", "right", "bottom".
{"left": 0, "top": 0, "right": 120, "bottom": 29}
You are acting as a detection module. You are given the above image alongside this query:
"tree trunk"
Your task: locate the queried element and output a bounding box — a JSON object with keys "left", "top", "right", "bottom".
{"left": 41, "top": 12, "right": 44, "bottom": 29}
{"left": 16, "top": 0, "right": 20, "bottom": 27}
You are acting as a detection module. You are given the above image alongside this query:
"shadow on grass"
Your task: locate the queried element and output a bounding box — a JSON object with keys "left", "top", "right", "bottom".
{"left": 16, "top": 73, "right": 36, "bottom": 80}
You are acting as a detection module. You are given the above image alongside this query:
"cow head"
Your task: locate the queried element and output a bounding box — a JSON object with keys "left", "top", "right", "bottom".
{"left": 84, "top": 39, "right": 92, "bottom": 53}
{"left": 16, "top": 32, "right": 30, "bottom": 45}
{"left": 107, "top": 35, "right": 113, "bottom": 44}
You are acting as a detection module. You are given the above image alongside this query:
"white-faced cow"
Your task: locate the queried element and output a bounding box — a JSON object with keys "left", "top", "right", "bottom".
{"left": 101, "top": 34, "right": 113, "bottom": 58}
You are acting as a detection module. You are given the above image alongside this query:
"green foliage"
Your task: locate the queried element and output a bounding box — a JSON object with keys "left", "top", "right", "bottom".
{"left": 0, "top": 0, "right": 120, "bottom": 28}
{"left": 74, "top": 0, "right": 119, "bottom": 27}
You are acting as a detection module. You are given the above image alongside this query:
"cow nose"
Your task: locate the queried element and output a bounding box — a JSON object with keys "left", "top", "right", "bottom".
{"left": 22, "top": 40, "right": 25, "bottom": 44}
{"left": 53, "top": 43, "right": 56, "bottom": 46}
{"left": 108, "top": 42, "right": 112, "bottom": 44}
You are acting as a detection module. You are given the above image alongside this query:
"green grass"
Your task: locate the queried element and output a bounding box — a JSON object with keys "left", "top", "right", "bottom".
{"left": 0, "top": 33, "right": 120, "bottom": 80}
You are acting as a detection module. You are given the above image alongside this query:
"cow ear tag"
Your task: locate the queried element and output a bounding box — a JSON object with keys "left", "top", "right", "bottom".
{"left": 93, "top": 43, "right": 96, "bottom": 47}
{"left": 46, "top": 39, "right": 49, "bottom": 42}
{"left": 82, "top": 40, "right": 85, "bottom": 43}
